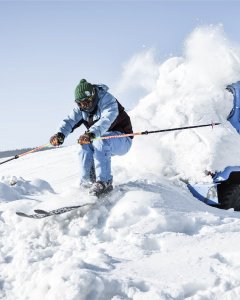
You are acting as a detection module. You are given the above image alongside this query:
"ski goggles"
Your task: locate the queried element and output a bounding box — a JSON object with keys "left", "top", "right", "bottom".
{"left": 75, "top": 94, "right": 95, "bottom": 109}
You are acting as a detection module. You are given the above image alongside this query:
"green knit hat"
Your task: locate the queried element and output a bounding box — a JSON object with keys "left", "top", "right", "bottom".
{"left": 75, "top": 79, "right": 94, "bottom": 101}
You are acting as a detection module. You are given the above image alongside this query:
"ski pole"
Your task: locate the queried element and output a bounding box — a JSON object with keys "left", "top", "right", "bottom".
{"left": 0, "top": 143, "right": 51, "bottom": 166}
{"left": 91, "top": 122, "right": 221, "bottom": 142}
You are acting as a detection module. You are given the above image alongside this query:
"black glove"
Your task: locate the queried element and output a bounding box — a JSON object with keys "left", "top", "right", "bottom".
{"left": 78, "top": 131, "right": 95, "bottom": 145}
{"left": 50, "top": 132, "right": 65, "bottom": 146}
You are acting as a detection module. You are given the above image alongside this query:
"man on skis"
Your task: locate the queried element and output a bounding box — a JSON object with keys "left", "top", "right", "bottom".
{"left": 50, "top": 79, "right": 133, "bottom": 196}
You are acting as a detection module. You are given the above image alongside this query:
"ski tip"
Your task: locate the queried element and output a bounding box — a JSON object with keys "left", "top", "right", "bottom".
{"left": 16, "top": 210, "right": 49, "bottom": 219}
{"left": 16, "top": 211, "right": 24, "bottom": 216}
{"left": 34, "top": 209, "right": 49, "bottom": 214}
{"left": 16, "top": 211, "right": 29, "bottom": 217}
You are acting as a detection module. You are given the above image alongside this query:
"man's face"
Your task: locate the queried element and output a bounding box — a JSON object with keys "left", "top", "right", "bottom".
{"left": 75, "top": 89, "right": 96, "bottom": 112}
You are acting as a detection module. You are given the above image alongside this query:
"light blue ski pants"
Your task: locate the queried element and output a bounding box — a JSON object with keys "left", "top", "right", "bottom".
{"left": 78, "top": 131, "right": 132, "bottom": 183}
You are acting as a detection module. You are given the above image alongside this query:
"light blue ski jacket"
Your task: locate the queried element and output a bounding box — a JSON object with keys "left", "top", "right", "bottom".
{"left": 58, "top": 84, "right": 119, "bottom": 138}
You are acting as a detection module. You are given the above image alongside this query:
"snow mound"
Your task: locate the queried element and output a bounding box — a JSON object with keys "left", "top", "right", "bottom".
{"left": 0, "top": 176, "right": 55, "bottom": 202}
{"left": 0, "top": 182, "right": 21, "bottom": 201}
{"left": 29, "top": 178, "right": 55, "bottom": 194}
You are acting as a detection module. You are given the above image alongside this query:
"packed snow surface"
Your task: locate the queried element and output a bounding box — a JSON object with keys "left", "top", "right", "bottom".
{"left": 1, "top": 26, "right": 240, "bottom": 300}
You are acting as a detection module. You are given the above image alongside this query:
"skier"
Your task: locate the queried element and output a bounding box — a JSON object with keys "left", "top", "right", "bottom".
{"left": 50, "top": 79, "right": 133, "bottom": 196}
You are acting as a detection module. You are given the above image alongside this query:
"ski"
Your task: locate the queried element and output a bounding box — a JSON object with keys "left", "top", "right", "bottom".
{"left": 16, "top": 186, "right": 119, "bottom": 219}
{"left": 34, "top": 203, "right": 93, "bottom": 216}
{"left": 16, "top": 203, "right": 93, "bottom": 219}
{"left": 16, "top": 211, "right": 49, "bottom": 219}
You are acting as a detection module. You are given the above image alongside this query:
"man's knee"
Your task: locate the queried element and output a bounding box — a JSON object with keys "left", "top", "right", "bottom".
{"left": 92, "top": 139, "right": 110, "bottom": 152}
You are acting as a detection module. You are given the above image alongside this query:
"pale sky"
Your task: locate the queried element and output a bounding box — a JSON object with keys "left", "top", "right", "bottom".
{"left": 1, "top": 0, "right": 240, "bottom": 150}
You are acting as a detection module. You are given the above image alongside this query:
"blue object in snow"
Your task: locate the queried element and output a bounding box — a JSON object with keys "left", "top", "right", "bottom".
{"left": 189, "top": 81, "right": 240, "bottom": 206}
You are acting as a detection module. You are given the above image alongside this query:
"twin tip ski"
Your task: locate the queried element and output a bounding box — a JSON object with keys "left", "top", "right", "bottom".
{"left": 16, "top": 203, "right": 93, "bottom": 219}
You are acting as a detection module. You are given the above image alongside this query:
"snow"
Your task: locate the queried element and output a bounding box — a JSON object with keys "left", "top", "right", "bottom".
{"left": 1, "top": 25, "right": 240, "bottom": 299}
{"left": 121, "top": 25, "right": 240, "bottom": 183}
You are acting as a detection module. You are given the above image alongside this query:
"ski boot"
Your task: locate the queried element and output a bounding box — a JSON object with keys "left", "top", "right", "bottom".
{"left": 89, "top": 181, "right": 113, "bottom": 197}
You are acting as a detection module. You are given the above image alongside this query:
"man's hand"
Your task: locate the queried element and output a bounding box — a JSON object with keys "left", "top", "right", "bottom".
{"left": 78, "top": 131, "right": 95, "bottom": 145}
{"left": 50, "top": 132, "right": 65, "bottom": 146}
